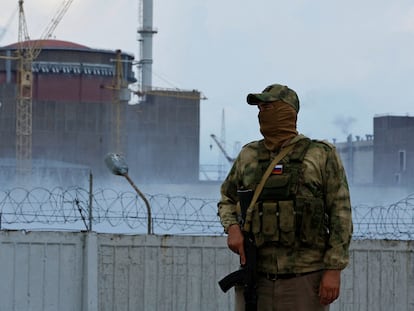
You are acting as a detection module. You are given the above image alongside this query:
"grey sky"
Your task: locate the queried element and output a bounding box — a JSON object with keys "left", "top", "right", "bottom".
{"left": 1, "top": 0, "right": 414, "bottom": 166}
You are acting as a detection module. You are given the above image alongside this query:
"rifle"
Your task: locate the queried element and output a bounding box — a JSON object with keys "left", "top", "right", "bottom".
{"left": 218, "top": 189, "right": 257, "bottom": 311}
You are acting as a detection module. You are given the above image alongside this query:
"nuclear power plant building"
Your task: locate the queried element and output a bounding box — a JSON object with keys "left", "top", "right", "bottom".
{"left": 0, "top": 40, "right": 201, "bottom": 186}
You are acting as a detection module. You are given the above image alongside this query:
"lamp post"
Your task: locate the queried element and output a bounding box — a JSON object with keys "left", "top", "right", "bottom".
{"left": 104, "top": 153, "right": 152, "bottom": 234}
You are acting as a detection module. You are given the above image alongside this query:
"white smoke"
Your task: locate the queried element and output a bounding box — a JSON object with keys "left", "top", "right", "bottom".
{"left": 333, "top": 115, "right": 356, "bottom": 136}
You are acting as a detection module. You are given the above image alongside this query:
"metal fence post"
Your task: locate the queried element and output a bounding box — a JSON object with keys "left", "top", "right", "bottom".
{"left": 88, "top": 171, "right": 93, "bottom": 232}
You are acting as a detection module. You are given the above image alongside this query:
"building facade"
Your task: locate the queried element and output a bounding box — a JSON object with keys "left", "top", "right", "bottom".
{"left": 335, "top": 115, "right": 414, "bottom": 189}
{"left": 0, "top": 40, "right": 201, "bottom": 186}
{"left": 335, "top": 134, "right": 374, "bottom": 186}
{"left": 373, "top": 115, "right": 414, "bottom": 186}
{"left": 126, "top": 90, "right": 201, "bottom": 183}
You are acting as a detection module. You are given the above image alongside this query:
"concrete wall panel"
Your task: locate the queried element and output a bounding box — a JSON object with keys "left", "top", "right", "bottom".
{"left": 330, "top": 240, "right": 414, "bottom": 311}
{"left": 0, "top": 232, "right": 413, "bottom": 311}
{"left": 0, "top": 232, "right": 84, "bottom": 311}
{"left": 97, "top": 235, "right": 237, "bottom": 311}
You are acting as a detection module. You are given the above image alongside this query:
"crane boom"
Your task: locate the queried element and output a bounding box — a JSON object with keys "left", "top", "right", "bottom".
{"left": 210, "top": 134, "right": 235, "bottom": 163}
{"left": 35, "top": 0, "right": 74, "bottom": 58}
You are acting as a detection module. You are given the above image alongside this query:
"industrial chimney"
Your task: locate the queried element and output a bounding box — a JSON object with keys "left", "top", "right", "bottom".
{"left": 137, "top": 0, "right": 157, "bottom": 92}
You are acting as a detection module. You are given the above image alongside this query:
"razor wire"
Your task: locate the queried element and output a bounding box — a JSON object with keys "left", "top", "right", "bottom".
{"left": 0, "top": 187, "right": 413, "bottom": 239}
{"left": 0, "top": 187, "right": 221, "bottom": 235}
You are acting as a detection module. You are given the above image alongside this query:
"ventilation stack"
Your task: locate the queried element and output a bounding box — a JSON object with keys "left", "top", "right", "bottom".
{"left": 138, "top": 0, "right": 157, "bottom": 92}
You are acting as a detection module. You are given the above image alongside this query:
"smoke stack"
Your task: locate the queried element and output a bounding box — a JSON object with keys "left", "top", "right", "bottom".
{"left": 138, "top": 0, "right": 157, "bottom": 92}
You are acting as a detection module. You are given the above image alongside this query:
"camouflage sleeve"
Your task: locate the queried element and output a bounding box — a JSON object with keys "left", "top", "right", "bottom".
{"left": 323, "top": 146, "right": 353, "bottom": 270}
{"left": 218, "top": 142, "right": 261, "bottom": 233}
{"left": 218, "top": 156, "right": 241, "bottom": 233}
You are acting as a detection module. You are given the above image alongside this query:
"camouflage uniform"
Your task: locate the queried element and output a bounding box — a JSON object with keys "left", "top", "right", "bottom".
{"left": 218, "top": 134, "right": 353, "bottom": 274}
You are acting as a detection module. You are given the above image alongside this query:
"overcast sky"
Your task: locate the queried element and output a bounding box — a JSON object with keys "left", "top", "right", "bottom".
{"left": 2, "top": 0, "right": 414, "bottom": 167}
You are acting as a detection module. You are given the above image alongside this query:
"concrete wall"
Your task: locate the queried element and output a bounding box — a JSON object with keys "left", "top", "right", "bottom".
{"left": 335, "top": 240, "right": 414, "bottom": 311}
{"left": 0, "top": 231, "right": 84, "bottom": 311}
{"left": 0, "top": 231, "right": 413, "bottom": 311}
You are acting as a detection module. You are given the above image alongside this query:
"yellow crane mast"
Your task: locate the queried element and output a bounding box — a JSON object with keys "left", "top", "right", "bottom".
{"left": 113, "top": 50, "right": 124, "bottom": 153}
{"left": 111, "top": 50, "right": 127, "bottom": 154}
{"left": 15, "top": 0, "right": 74, "bottom": 175}
{"left": 100, "top": 49, "right": 128, "bottom": 154}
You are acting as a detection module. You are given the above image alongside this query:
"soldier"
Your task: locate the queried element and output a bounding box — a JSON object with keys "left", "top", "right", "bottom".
{"left": 218, "top": 84, "right": 353, "bottom": 311}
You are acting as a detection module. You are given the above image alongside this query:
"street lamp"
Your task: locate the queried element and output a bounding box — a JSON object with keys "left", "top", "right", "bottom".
{"left": 104, "top": 153, "right": 152, "bottom": 234}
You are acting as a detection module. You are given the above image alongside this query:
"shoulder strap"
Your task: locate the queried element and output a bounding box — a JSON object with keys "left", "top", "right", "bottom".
{"left": 243, "top": 143, "right": 296, "bottom": 232}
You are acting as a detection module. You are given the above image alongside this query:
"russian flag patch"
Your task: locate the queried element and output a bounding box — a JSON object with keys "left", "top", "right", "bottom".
{"left": 271, "top": 164, "right": 283, "bottom": 175}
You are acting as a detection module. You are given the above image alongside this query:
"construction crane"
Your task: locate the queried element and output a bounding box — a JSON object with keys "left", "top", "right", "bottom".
{"left": 102, "top": 49, "right": 128, "bottom": 153}
{"left": 111, "top": 50, "right": 125, "bottom": 153}
{"left": 210, "top": 134, "right": 235, "bottom": 163}
{"left": 15, "top": 0, "right": 74, "bottom": 175}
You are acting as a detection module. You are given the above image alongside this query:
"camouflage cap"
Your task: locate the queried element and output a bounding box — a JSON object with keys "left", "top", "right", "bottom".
{"left": 246, "top": 84, "right": 300, "bottom": 112}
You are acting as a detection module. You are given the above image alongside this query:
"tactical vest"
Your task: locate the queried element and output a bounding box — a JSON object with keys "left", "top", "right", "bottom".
{"left": 248, "top": 138, "right": 327, "bottom": 248}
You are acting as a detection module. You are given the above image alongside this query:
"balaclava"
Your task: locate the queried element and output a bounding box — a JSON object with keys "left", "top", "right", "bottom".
{"left": 246, "top": 84, "right": 300, "bottom": 151}
{"left": 258, "top": 101, "right": 298, "bottom": 151}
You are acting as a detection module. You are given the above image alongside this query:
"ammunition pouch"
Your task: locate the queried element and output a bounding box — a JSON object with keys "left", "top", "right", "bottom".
{"left": 250, "top": 200, "right": 295, "bottom": 247}
{"left": 250, "top": 196, "right": 326, "bottom": 249}
{"left": 296, "top": 196, "right": 327, "bottom": 249}
{"left": 260, "top": 174, "right": 291, "bottom": 201}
